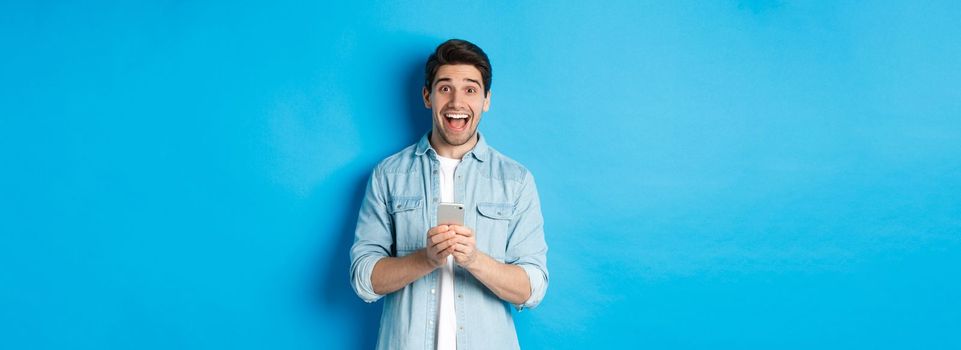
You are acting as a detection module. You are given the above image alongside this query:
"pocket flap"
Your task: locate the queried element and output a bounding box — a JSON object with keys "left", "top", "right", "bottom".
{"left": 388, "top": 196, "right": 423, "bottom": 214}
{"left": 477, "top": 202, "right": 513, "bottom": 220}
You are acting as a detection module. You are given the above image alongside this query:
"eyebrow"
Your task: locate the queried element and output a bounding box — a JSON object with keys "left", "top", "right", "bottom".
{"left": 434, "top": 77, "right": 483, "bottom": 88}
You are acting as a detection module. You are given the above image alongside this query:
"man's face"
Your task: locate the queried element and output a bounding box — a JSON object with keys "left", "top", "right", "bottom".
{"left": 423, "top": 64, "right": 491, "bottom": 148}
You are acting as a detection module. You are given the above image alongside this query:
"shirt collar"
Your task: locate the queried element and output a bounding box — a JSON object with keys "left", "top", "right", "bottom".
{"left": 414, "top": 131, "right": 489, "bottom": 162}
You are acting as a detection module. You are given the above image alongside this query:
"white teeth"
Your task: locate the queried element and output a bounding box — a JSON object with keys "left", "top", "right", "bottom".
{"left": 445, "top": 113, "right": 468, "bottom": 119}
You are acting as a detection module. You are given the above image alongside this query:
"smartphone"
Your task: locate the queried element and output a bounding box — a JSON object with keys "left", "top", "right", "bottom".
{"left": 437, "top": 202, "right": 465, "bottom": 226}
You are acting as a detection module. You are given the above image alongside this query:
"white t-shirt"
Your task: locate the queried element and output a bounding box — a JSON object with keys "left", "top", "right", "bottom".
{"left": 436, "top": 155, "right": 460, "bottom": 350}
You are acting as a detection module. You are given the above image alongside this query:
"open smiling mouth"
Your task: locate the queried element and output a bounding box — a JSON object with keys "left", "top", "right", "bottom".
{"left": 443, "top": 112, "right": 471, "bottom": 132}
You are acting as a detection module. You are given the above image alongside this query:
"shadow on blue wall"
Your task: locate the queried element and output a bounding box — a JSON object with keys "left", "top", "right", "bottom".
{"left": 313, "top": 44, "right": 432, "bottom": 348}
{"left": 315, "top": 169, "right": 379, "bottom": 348}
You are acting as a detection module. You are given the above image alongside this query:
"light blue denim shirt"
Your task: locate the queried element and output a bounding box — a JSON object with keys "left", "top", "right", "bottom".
{"left": 350, "top": 132, "right": 549, "bottom": 350}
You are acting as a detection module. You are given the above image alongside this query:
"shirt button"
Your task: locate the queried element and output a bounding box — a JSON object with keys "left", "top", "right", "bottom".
{"left": 433, "top": 170, "right": 438, "bottom": 174}
{"left": 457, "top": 294, "right": 462, "bottom": 299}
{"left": 459, "top": 326, "right": 464, "bottom": 331}
{"left": 431, "top": 288, "right": 436, "bottom": 294}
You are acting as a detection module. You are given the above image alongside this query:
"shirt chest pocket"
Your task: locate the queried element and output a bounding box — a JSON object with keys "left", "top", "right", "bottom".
{"left": 388, "top": 196, "right": 426, "bottom": 252}
{"left": 475, "top": 202, "right": 514, "bottom": 259}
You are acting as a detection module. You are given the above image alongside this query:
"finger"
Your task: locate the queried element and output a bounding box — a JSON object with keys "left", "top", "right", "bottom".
{"left": 430, "top": 236, "right": 445, "bottom": 248}
{"left": 430, "top": 231, "right": 456, "bottom": 246}
{"left": 451, "top": 225, "right": 474, "bottom": 237}
{"left": 430, "top": 245, "right": 450, "bottom": 260}
{"left": 451, "top": 242, "right": 473, "bottom": 254}
{"left": 430, "top": 232, "right": 445, "bottom": 245}
{"left": 435, "top": 245, "right": 454, "bottom": 259}
{"left": 438, "top": 237, "right": 464, "bottom": 253}
{"left": 428, "top": 234, "right": 444, "bottom": 247}
{"left": 451, "top": 234, "right": 474, "bottom": 246}
{"left": 448, "top": 235, "right": 469, "bottom": 247}
{"left": 428, "top": 225, "right": 450, "bottom": 237}
{"left": 434, "top": 239, "right": 454, "bottom": 252}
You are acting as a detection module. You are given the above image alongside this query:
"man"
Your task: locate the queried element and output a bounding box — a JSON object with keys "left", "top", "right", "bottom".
{"left": 349, "top": 39, "right": 549, "bottom": 349}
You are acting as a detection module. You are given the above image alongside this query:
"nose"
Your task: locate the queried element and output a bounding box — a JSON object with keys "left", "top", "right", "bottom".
{"left": 448, "top": 90, "right": 464, "bottom": 108}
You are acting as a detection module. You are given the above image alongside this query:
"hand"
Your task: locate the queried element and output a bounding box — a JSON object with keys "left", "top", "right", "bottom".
{"left": 449, "top": 225, "right": 479, "bottom": 268}
{"left": 425, "top": 225, "right": 457, "bottom": 268}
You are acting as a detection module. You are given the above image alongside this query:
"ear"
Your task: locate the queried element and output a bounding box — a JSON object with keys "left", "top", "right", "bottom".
{"left": 422, "top": 87, "right": 431, "bottom": 109}
{"left": 482, "top": 91, "right": 491, "bottom": 112}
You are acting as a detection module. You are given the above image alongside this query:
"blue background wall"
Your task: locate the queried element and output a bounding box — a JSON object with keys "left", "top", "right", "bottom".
{"left": 2, "top": 1, "right": 960, "bottom": 349}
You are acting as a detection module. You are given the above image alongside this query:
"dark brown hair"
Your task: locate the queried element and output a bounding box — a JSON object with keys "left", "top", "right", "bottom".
{"left": 424, "top": 39, "right": 492, "bottom": 96}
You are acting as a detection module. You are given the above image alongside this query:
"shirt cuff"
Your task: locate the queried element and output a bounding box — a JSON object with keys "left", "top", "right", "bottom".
{"left": 353, "top": 255, "right": 386, "bottom": 303}
{"left": 513, "top": 263, "right": 547, "bottom": 311}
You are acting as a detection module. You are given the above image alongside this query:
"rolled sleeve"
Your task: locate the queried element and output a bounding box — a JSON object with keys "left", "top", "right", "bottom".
{"left": 506, "top": 172, "right": 549, "bottom": 311}
{"left": 515, "top": 262, "right": 548, "bottom": 310}
{"left": 350, "top": 253, "right": 386, "bottom": 303}
{"left": 348, "top": 166, "right": 392, "bottom": 303}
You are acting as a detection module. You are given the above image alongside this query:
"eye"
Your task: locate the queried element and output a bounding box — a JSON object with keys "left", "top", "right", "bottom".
{"left": 467, "top": 87, "right": 476, "bottom": 94}
{"left": 439, "top": 86, "right": 451, "bottom": 93}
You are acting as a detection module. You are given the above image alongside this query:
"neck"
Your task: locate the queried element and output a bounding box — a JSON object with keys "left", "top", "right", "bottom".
{"left": 429, "top": 132, "right": 478, "bottom": 160}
